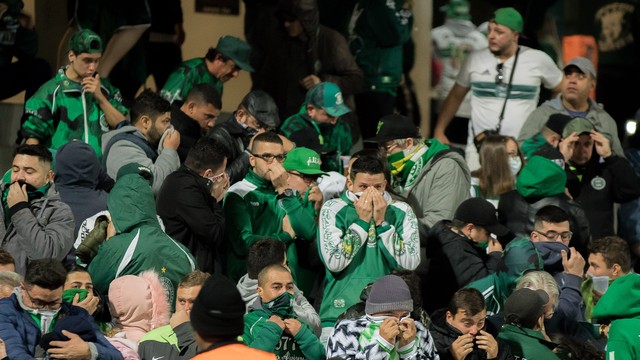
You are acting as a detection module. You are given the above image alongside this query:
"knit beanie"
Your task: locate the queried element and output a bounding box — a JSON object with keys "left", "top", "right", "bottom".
{"left": 365, "top": 275, "right": 414, "bottom": 315}
{"left": 190, "top": 274, "right": 245, "bottom": 338}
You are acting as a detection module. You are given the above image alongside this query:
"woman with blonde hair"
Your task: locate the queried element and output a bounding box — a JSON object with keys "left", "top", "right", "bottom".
{"left": 471, "top": 135, "right": 524, "bottom": 207}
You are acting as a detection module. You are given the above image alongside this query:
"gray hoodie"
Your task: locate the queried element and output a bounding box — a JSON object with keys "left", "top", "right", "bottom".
{"left": 236, "top": 273, "right": 321, "bottom": 336}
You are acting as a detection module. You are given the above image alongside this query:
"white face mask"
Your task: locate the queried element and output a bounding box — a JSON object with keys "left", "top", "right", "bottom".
{"left": 508, "top": 156, "right": 522, "bottom": 176}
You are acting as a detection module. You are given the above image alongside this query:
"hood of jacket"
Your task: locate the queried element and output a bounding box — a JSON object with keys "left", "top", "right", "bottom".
{"left": 237, "top": 274, "right": 259, "bottom": 310}
{"left": 275, "top": 0, "right": 319, "bottom": 56}
{"left": 108, "top": 171, "right": 159, "bottom": 234}
{"left": 101, "top": 124, "right": 145, "bottom": 153}
{"left": 497, "top": 238, "right": 544, "bottom": 279}
{"left": 516, "top": 156, "right": 566, "bottom": 198}
{"left": 592, "top": 273, "right": 640, "bottom": 321}
{"left": 55, "top": 140, "right": 103, "bottom": 188}
{"left": 108, "top": 270, "right": 171, "bottom": 343}
{"left": 533, "top": 241, "right": 569, "bottom": 274}
{"left": 430, "top": 308, "right": 463, "bottom": 341}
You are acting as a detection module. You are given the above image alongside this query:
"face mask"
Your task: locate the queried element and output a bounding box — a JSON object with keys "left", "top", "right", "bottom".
{"left": 16, "top": 288, "right": 61, "bottom": 333}
{"left": 508, "top": 156, "right": 522, "bottom": 176}
{"left": 62, "top": 288, "right": 88, "bottom": 304}
{"left": 262, "top": 291, "right": 294, "bottom": 318}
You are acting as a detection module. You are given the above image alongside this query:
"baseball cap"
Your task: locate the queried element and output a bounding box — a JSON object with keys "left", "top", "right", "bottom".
{"left": 492, "top": 7, "right": 523, "bottom": 33}
{"left": 240, "top": 90, "right": 280, "bottom": 128}
{"left": 216, "top": 35, "right": 254, "bottom": 73}
{"left": 365, "top": 114, "right": 419, "bottom": 143}
{"left": 453, "top": 198, "right": 510, "bottom": 237}
{"left": 440, "top": 0, "right": 471, "bottom": 20}
{"left": 563, "top": 57, "right": 597, "bottom": 79}
{"left": 283, "top": 147, "right": 327, "bottom": 175}
{"left": 544, "top": 113, "right": 572, "bottom": 136}
{"left": 562, "top": 117, "right": 594, "bottom": 138}
{"left": 504, "top": 288, "right": 550, "bottom": 328}
{"left": 69, "top": 29, "right": 103, "bottom": 55}
{"left": 305, "top": 82, "right": 351, "bottom": 117}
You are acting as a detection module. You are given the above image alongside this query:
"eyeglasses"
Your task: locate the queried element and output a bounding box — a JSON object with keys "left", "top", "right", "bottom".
{"left": 23, "top": 285, "right": 62, "bottom": 310}
{"left": 495, "top": 63, "right": 504, "bottom": 85}
{"left": 207, "top": 171, "right": 226, "bottom": 183}
{"left": 534, "top": 230, "right": 573, "bottom": 241}
{"left": 251, "top": 152, "right": 286, "bottom": 163}
{"left": 288, "top": 171, "right": 318, "bottom": 185}
{"left": 380, "top": 141, "right": 399, "bottom": 154}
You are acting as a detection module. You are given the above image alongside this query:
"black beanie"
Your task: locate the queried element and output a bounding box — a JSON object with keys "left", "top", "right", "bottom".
{"left": 544, "top": 113, "right": 572, "bottom": 136}
{"left": 190, "top": 274, "right": 246, "bottom": 338}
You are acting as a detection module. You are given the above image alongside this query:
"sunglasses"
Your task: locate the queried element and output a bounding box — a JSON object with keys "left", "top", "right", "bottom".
{"left": 495, "top": 63, "right": 504, "bottom": 85}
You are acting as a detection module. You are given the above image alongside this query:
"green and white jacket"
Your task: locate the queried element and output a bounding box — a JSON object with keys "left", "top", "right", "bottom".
{"left": 318, "top": 191, "right": 420, "bottom": 326}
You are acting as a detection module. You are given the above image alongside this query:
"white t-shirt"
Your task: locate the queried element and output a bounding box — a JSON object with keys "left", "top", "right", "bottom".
{"left": 456, "top": 46, "right": 562, "bottom": 144}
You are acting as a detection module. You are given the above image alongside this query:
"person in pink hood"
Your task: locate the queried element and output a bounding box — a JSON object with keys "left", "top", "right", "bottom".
{"left": 107, "top": 270, "right": 171, "bottom": 358}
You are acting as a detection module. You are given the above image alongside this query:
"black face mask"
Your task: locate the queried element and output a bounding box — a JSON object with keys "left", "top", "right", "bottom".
{"left": 16, "top": 181, "right": 39, "bottom": 193}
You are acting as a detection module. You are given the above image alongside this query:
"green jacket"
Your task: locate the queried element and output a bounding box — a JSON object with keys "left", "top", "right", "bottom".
{"left": 243, "top": 306, "right": 325, "bottom": 360}
{"left": 318, "top": 191, "right": 420, "bottom": 326}
{"left": 22, "top": 67, "right": 128, "bottom": 157}
{"left": 160, "top": 57, "right": 223, "bottom": 103}
{"left": 224, "top": 170, "right": 310, "bottom": 282}
{"left": 280, "top": 109, "right": 352, "bottom": 173}
{"left": 592, "top": 273, "right": 640, "bottom": 360}
{"left": 88, "top": 171, "right": 197, "bottom": 311}
{"left": 498, "top": 324, "right": 560, "bottom": 360}
{"left": 348, "top": 0, "right": 412, "bottom": 95}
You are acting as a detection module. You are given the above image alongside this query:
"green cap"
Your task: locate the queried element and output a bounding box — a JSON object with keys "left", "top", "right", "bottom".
{"left": 69, "top": 29, "right": 103, "bottom": 55}
{"left": 216, "top": 35, "right": 254, "bottom": 72}
{"left": 562, "top": 117, "right": 594, "bottom": 137}
{"left": 283, "top": 147, "right": 327, "bottom": 175}
{"left": 441, "top": 0, "right": 471, "bottom": 20}
{"left": 305, "top": 82, "right": 351, "bottom": 117}
{"left": 493, "top": 7, "right": 523, "bottom": 33}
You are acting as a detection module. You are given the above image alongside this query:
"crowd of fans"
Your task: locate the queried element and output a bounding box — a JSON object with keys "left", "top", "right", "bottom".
{"left": 1, "top": 0, "right": 640, "bottom": 359}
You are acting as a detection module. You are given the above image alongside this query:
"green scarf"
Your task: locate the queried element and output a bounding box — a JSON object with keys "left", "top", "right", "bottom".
{"left": 388, "top": 139, "right": 449, "bottom": 195}
{"left": 2, "top": 182, "right": 51, "bottom": 228}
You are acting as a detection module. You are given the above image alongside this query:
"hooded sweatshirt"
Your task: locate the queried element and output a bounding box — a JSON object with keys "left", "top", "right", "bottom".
{"left": 55, "top": 140, "right": 110, "bottom": 237}
{"left": 88, "top": 171, "right": 196, "bottom": 311}
{"left": 108, "top": 270, "right": 171, "bottom": 345}
{"left": 236, "top": 274, "right": 321, "bottom": 336}
{"left": 592, "top": 273, "right": 640, "bottom": 360}
{"left": 498, "top": 156, "right": 591, "bottom": 258}
{"left": 467, "top": 238, "right": 543, "bottom": 315}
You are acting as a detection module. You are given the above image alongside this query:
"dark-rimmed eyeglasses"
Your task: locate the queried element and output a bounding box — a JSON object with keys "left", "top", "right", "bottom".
{"left": 23, "top": 285, "right": 62, "bottom": 310}
{"left": 533, "top": 230, "right": 573, "bottom": 241}
{"left": 495, "top": 63, "right": 504, "bottom": 85}
{"left": 251, "top": 152, "right": 286, "bottom": 163}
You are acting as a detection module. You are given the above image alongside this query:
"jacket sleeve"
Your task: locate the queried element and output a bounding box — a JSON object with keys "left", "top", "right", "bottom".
{"left": 105, "top": 139, "right": 179, "bottom": 195}
{"left": 173, "top": 181, "right": 225, "bottom": 249}
{"left": 318, "top": 199, "right": 368, "bottom": 273}
{"left": 22, "top": 88, "right": 55, "bottom": 144}
{"left": 9, "top": 199, "right": 75, "bottom": 262}
{"left": 293, "top": 324, "right": 326, "bottom": 360}
{"left": 244, "top": 316, "right": 282, "bottom": 352}
{"left": 279, "top": 195, "right": 317, "bottom": 241}
{"left": 224, "top": 192, "right": 293, "bottom": 259}
{"left": 319, "top": 30, "right": 364, "bottom": 97}
{"left": 376, "top": 202, "right": 420, "bottom": 271}
{"left": 414, "top": 157, "right": 469, "bottom": 232}
{"left": 175, "top": 322, "right": 198, "bottom": 358}
{"left": 293, "top": 286, "right": 322, "bottom": 337}
{"left": 606, "top": 324, "right": 634, "bottom": 360}
{"left": 443, "top": 240, "right": 500, "bottom": 288}
{"left": 555, "top": 273, "right": 585, "bottom": 322}
{"left": 604, "top": 156, "right": 640, "bottom": 203}
{"left": 0, "top": 308, "right": 36, "bottom": 360}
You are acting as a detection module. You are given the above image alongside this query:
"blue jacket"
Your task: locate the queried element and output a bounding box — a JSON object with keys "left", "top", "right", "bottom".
{"left": 0, "top": 293, "right": 123, "bottom": 360}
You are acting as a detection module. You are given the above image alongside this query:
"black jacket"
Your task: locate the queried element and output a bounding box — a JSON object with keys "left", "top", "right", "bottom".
{"left": 423, "top": 220, "right": 501, "bottom": 314}
{"left": 429, "top": 309, "right": 513, "bottom": 360}
{"left": 498, "top": 191, "right": 591, "bottom": 259}
{"left": 156, "top": 165, "right": 225, "bottom": 273}
{"left": 171, "top": 101, "right": 203, "bottom": 163}
{"left": 566, "top": 155, "right": 640, "bottom": 239}
{"left": 207, "top": 115, "right": 252, "bottom": 185}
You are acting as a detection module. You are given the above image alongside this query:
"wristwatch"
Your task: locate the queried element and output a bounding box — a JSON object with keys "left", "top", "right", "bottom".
{"left": 277, "top": 188, "right": 296, "bottom": 199}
